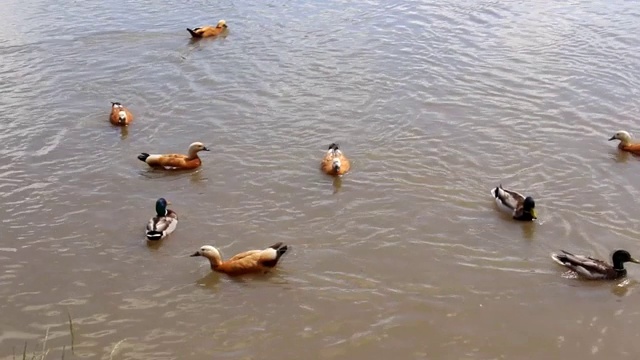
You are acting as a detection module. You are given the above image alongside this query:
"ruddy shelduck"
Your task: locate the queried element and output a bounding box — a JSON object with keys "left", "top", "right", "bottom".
{"left": 145, "top": 198, "right": 178, "bottom": 241}
{"left": 138, "top": 142, "right": 210, "bottom": 170}
{"left": 490, "top": 184, "right": 537, "bottom": 221}
{"left": 186, "top": 20, "right": 228, "bottom": 38}
{"left": 609, "top": 130, "right": 640, "bottom": 154}
{"left": 551, "top": 249, "right": 640, "bottom": 280}
{"left": 191, "top": 242, "right": 288, "bottom": 276}
{"left": 320, "top": 143, "right": 351, "bottom": 176}
{"left": 109, "top": 102, "right": 134, "bottom": 126}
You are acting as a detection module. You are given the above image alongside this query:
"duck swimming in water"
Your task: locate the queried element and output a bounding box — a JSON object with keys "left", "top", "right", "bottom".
{"left": 109, "top": 102, "right": 134, "bottom": 126}
{"left": 551, "top": 249, "right": 640, "bottom": 280}
{"left": 190, "top": 242, "right": 288, "bottom": 276}
{"left": 138, "top": 142, "right": 209, "bottom": 170}
{"left": 320, "top": 143, "right": 351, "bottom": 176}
{"left": 187, "top": 20, "right": 228, "bottom": 38}
{"left": 145, "top": 198, "right": 178, "bottom": 241}
{"left": 490, "top": 184, "right": 537, "bottom": 221}
{"left": 608, "top": 130, "right": 640, "bottom": 155}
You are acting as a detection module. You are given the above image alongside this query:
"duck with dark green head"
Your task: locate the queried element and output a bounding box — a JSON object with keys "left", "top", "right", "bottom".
{"left": 551, "top": 249, "right": 640, "bottom": 280}
{"left": 490, "top": 184, "right": 537, "bottom": 221}
{"left": 146, "top": 198, "right": 178, "bottom": 241}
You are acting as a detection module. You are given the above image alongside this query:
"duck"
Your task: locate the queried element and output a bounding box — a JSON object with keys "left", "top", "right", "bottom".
{"left": 109, "top": 102, "right": 134, "bottom": 126}
{"left": 186, "top": 20, "right": 228, "bottom": 38}
{"left": 145, "top": 198, "right": 178, "bottom": 241}
{"left": 490, "top": 184, "right": 537, "bottom": 221}
{"left": 190, "top": 242, "right": 288, "bottom": 276}
{"left": 320, "top": 143, "right": 351, "bottom": 176}
{"left": 137, "top": 142, "right": 209, "bottom": 170}
{"left": 608, "top": 130, "right": 640, "bottom": 154}
{"left": 551, "top": 249, "right": 640, "bottom": 280}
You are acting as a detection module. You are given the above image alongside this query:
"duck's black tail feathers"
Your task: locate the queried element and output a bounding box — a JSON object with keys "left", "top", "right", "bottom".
{"left": 138, "top": 153, "right": 150, "bottom": 162}
{"left": 146, "top": 231, "right": 163, "bottom": 241}
{"left": 276, "top": 245, "right": 288, "bottom": 261}
{"left": 186, "top": 28, "right": 201, "bottom": 38}
{"left": 328, "top": 143, "right": 339, "bottom": 151}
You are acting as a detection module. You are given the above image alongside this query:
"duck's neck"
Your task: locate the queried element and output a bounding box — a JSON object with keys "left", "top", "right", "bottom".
{"left": 187, "top": 152, "right": 200, "bottom": 161}
{"left": 205, "top": 254, "right": 223, "bottom": 269}
{"left": 612, "top": 260, "right": 626, "bottom": 271}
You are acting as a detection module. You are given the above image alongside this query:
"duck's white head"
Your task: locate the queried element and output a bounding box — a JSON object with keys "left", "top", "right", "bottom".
{"left": 217, "top": 20, "right": 227, "bottom": 28}
{"left": 188, "top": 142, "right": 210, "bottom": 155}
{"left": 609, "top": 130, "right": 632, "bottom": 143}
{"left": 190, "top": 245, "right": 221, "bottom": 260}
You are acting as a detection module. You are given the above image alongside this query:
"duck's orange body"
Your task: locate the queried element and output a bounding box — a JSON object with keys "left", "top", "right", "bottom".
{"left": 321, "top": 143, "right": 351, "bottom": 176}
{"left": 138, "top": 142, "right": 209, "bottom": 170}
{"left": 109, "top": 102, "right": 134, "bottom": 126}
{"left": 187, "top": 20, "right": 228, "bottom": 38}
{"left": 191, "top": 242, "right": 288, "bottom": 276}
{"left": 618, "top": 143, "right": 640, "bottom": 154}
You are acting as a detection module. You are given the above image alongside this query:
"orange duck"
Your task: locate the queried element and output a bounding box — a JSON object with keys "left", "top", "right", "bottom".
{"left": 137, "top": 142, "right": 209, "bottom": 170}
{"left": 109, "top": 102, "right": 134, "bottom": 126}
{"left": 320, "top": 143, "right": 351, "bottom": 176}
{"left": 187, "top": 20, "right": 228, "bottom": 38}
{"left": 609, "top": 130, "right": 640, "bottom": 154}
{"left": 190, "top": 242, "right": 288, "bottom": 276}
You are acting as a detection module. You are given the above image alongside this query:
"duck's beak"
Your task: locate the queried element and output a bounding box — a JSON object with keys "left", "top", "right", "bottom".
{"left": 609, "top": 136, "right": 616, "bottom": 141}
{"left": 530, "top": 208, "right": 538, "bottom": 220}
{"left": 190, "top": 252, "right": 201, "bottom": 257}
{"left": 203, "top": 147, "right": 210, "bottom": 151}
{"left": 630, "top": 257, "right": 640, "bottom": 264}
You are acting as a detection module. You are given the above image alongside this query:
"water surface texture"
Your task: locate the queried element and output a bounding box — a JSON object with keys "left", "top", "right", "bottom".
{"left": 2, "top": 0, "right": 640, "bottom": 358}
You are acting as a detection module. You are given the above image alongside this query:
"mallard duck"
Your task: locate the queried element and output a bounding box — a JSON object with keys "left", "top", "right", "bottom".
{"left": 186, "top": 20, "right": 228, "bottom": 38}
{"left": 145, "top": 198, "right": 178, "bottom": 241}
{"left": 137, "top": 142, "right": 209, "bottom": 170}
{"left": 490, "top": 184, "right": 537, "bottom": 221}
{"left": 551, "top": 249, "right": 640, "bottom": 280}
{"left": 320, "top": 143, "right": 351, "bottom": 176}
{"left": 109, "top": 102, "right": 134, "bottom": 126}
{"left": 608, "top": 130, "right": 640, "bottom": 154}
{"left": 190, "top": 242, "right": 288, "bottom": 276}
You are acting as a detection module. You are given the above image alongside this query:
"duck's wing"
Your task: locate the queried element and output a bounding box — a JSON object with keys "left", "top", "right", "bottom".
{"left": 551, "top": 250, "right": 612, "bottom": 279}
{"left": 491, "top": 185, "right": 523, "bottom": 211}
{"left": 228, "top": 249, "right": 262, "bottom": 262}
{"left": 622, "top": 143, "right": 640, "bottom": 154}
{"left": 338, "top": 153, "right": 350, "bottom": 173}
{"left": 320, "top": 151, "right": 336, "bottom": 172}
{"left": 146, "top": 214, "right": 178, "bottom": 233}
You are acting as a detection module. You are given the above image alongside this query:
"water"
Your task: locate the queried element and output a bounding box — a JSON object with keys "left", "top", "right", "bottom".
{"left": 2, "top": 0, "right": 640, "bottom": 358}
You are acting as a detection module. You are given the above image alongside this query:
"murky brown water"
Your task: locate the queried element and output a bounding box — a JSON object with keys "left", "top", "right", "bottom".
{"left": 2, "top": 0, "right": 640, "bottom": 358}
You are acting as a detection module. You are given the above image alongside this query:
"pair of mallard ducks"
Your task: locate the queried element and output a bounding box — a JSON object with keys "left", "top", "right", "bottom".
{"left": 145, "top": 198, "right": 288, "bottom": 276}
{"left": 491, "top": 185, "right": 640, "bottom": 281}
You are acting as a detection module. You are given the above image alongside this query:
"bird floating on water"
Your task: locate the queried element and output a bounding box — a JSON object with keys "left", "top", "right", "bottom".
{"left": 187, "top": 20, "right": 228, "bottom": 38}
{"left": 145, "top": 198, "right": 178, "bottom": 241}
{"left": 490, "top": 184, "right": 537, "bottom": 221}
{"left": 551, "top": 249, "right": 640, "bottom": 280}
{"left": 138, "top": 142, "right": 209, "bottom": 170}
{"left": 320, "top": 143, "right": 351, "bottom": 176}
{"left": 109, "top": 102, "right": 134, "bottom": 126}
{"left": 190, "top": 242, "right": 288, "bottom": 276}
{"left": 609, "top": 130, "right": 640, "bottom": 154}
